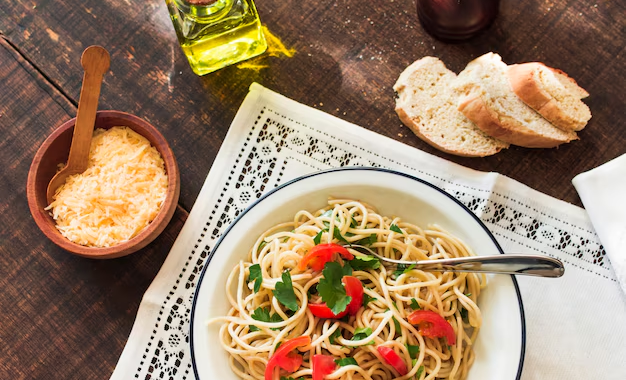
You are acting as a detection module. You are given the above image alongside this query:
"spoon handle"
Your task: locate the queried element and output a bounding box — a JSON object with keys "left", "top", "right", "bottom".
{"left": 66, "top": 46, "right": 110, "bottom": 171}
{"left": 395, "top": 255, "right": 564, "bottom": 277}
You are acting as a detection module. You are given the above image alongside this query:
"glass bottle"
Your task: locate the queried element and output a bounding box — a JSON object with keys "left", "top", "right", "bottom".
{"left": 417, "top": 0, "right": 500, "bottom": 42}
{"left": 165, "top": 0, "right": 267, "bottom": 75}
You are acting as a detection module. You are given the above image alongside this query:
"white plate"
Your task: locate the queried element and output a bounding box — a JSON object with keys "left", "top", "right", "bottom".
{"left": 190, "top": 168, "right": 525, "bottom": 379}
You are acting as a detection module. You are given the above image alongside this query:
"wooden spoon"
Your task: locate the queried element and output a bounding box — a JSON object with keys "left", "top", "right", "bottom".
{"left": 46, "top": 45, "right": 110, "bottom": 205}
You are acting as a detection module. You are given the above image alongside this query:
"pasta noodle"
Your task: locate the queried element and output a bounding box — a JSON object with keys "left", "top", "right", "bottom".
{"left": 207, "top": 199, "right": 485, "bottom": 380}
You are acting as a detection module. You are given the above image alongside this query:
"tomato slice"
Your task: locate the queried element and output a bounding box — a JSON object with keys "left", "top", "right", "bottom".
{"left": 376, "top": 346, "right": 408, "bottom": 376}
{"left": 298, "top": 243, "right": 354, "bottom": 271}
{"left": 407, "top": 310, "right": 456, "bottom": 345}
{"left": 342, "top": 276, "right": 363, "bottom": 315}
{"left": 308, "top": 303, "right": 348, "bottom": 319}
{"left": 308, "top": 276, "right": 363, "bottom": 318}
{"left": 264, "top": 336, "right": 311, "bottom": 380}
{"left": 312, "top": 354, "right": 337, "bottom": 380}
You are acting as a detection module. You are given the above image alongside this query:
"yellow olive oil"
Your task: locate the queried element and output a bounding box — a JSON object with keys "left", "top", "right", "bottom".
{"left": 166, "top": 0, "right": 267, "bottom": 76}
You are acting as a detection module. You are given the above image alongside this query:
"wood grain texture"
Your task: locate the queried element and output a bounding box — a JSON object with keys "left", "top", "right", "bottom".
{"left": 0, "top": 0, "right": 625, "bottom": 378}
{"left": 0, "top": 37, "right": 186, "bottom": 378}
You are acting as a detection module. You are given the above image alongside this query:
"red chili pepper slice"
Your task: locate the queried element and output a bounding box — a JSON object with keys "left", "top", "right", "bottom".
{"left": 376, "top": 345, "right": 408, "bottom": 376}
{"left": 312, "top": 354, "right": 337, "bottom": 380}
{"left": 407, "top": 310, "right": 456, "bottom": 345}
{"left": 264, "top": 336, "right": 311, "bottom": 380}
{"left": 308, "top": 276, "right": 363, "bottom": 319}
{"left": 298, "top": 243, "right": 354, "bottom": 271}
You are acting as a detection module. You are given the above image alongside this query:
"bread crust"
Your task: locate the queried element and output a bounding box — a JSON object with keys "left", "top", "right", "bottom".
{"left": 393, "top": 57, "right": 507, "bottom": 157}
{"left": 394, "top": 104, "right": 504, "bottom": 157}
{"left": 458, "top": 91, "right": 578, "bottom": 148}
{"left": 507, "top": 63, "right": 589, "bottom": 131}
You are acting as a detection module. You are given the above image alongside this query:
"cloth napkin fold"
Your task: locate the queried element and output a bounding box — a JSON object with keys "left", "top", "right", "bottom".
{"left": 573, "top": 154, "right": 626, "bottom": 294}
{"left": 111, "top": 83, "right": 626, "bottom": 380}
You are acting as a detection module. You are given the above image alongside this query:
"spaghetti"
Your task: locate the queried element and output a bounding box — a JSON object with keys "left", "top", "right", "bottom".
{"left": 207, "top": 199, "right": 485, "bottom": 380}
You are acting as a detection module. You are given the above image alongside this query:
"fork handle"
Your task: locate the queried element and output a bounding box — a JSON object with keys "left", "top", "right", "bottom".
{"left": 405, "top": 254, "right": 564, "bottom": 278}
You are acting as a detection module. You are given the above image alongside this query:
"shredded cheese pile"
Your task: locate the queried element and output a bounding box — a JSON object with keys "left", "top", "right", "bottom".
{"left": 46, "top": 126, "right": 168, "bottom": 247}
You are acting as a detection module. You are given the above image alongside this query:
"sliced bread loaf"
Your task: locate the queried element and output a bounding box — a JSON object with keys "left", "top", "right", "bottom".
{"left": 455, "top": 53, "right": 578, "bottom": 148}
{"left": 507, "top": 62, "right": 591, "bottom": 131}
{"left": 393, "top": 56, "right": 508, "bottom": 157}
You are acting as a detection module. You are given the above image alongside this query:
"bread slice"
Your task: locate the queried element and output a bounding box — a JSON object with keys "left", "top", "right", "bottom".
{"left": 507, "top": 62, "right": 591, "bottom": 131}
{"left": 393, "top": 57, "right": 508, "bottom": 157}
{"left": 455, "top": 53, "right": 578, "bottom": 148}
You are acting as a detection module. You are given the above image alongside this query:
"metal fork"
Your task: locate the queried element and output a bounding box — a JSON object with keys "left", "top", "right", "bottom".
{"left": 348, "top": 245, "right": 564, "bottom": 278}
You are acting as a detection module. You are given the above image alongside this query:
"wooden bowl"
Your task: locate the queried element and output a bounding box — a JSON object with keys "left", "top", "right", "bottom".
{"left": 27, "top": 110, "right": 180, "bottom": 259}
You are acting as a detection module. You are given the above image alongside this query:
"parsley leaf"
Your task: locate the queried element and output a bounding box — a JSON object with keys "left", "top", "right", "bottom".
{"left": 390, "top": 224, "right": 403, "bottom": 233}
{"left": 393, "top": 263, "right": 415, "bottom": 278}
{"left": 318, "top": 262, "right": 352, "bottom": 315}
{"left": 406, "top": 343, "right": 420, "bottom": 359}
{"left": 416, "top": 365, "right": 425, "bottom": 378}
{"left": 249, "top": 307, "right": 282, "bottom": 331}
{"left": 329, "top": 327, "right": 342, "bottom": 344}
{"left": 313, "top": 229, "right": 325, "bottom": 245}
{"left": 257, "top": 240, "right": 268, "bottom": 253}
{"left": 335, "top": 357, "right": 358, "bottom": 366}
{"left": 354, "top": 233, "right": 377, "bottom": 246}
{"left": 460, "top": 307, "right": 469, "bottom": 323}
{"left": 280, "top": 377, "right": 297, "bottom": 380}
{"left": 349, "top": 255, "right": 380, "bottom": 270}
{"left": 465, "top": 292, "right": 472, "bottom": 298}
{"left": 351, "top": 327, "right": 375, "bottom": 345}
{"left": 350, "top": 217, "right": 359, "bottom": 228}
{"left": 362, "top": 293, "right": 377, "bottom": 307}
{"left": 393, "top": 316, "right": 402, "bottom": 334}
{"left": 273, "top": 271, "right": 299, "bottom": 311}
{"left": 342, "top": 261, "right": 353, "bottom": 277}
{"left": 248, "top": 264, "right": 263, "bottom": 293}
{"left": 333, "top": 227, "right": 350, "bottom": 244}
{"left": 410, "top": 298, "right": 421, "bottom": 310}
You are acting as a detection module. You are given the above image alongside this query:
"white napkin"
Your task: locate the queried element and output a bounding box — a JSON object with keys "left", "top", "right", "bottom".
{"left": 573, "top": 154, "right": 626, "bottom": 294}
{"left": 111, "top": 83, "right": 626, "bottom": 380}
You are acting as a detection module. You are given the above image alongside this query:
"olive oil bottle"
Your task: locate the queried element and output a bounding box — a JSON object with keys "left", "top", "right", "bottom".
{"left": 165, "top": 0, "right": 267, "bottom": 76}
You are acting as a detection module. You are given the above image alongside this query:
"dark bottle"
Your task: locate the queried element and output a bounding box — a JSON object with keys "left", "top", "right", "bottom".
{"left": 417, "top": 0, "right": 500, "bottom": 42}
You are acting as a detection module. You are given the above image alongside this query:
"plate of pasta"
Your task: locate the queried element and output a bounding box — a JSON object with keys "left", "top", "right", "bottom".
{"left": 190, "top": 168, "right": 525, "bottom": 380}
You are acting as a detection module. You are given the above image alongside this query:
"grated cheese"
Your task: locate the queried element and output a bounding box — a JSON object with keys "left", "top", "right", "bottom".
{"left": 45, "top": 126, "right": 168, "bottom": 247}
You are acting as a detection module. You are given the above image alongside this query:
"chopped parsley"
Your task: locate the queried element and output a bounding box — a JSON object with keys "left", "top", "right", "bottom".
{"left": 318, "top": 262, "right": 352, "bottom": 315}
{"left": 351, "top": 327, "right": 374, "bottom": 345}
{"left": 349, "top": 254, "right": 380, "bottom": 270}
{"left": 248, "top": 264, "right": 262, "bottom": 293}
{"left": 335, "top": 357, "right": 358, "bottom": 366}
{"left": 416, "top": 365, "right": 425, "bottom": 378}
{"left": 406, "top": 343, "right": 420, "bottom": 359}
{"left": 460, "top": 307, "right": 469, "bottom": 323}
{"left": 410, "top": 298, "right": 421, "bottom": 310}
{"left": 362, "top": 293, "right": 377, "bottom": 307}
{"left": 249, "top": 307, "right": 282, "bottom": 331}
{"left": 329, "top": 327, "right": 342, "bottom": 344}
{"left": 273, "top": 271, "right": 299, "bottom": 311}
{"left": 393, "top": 263, "right": 415, "bottom": 278}
{"left": 313, "top": 229, "right": 324, "bottom": 245}
{"left": 392, "top": 316, "right": 402, "bottom": 334}
{"left": 390, "top": 224, "right": 403, "bottom": 233}
{"left": 333, "top": 226, "right": 350, "bottom": 244}
{"left": 354, "top": 233, "right": 377, "bottom": 246}
{"left": 257, "top": 240, "right": 268, "bottom": 253}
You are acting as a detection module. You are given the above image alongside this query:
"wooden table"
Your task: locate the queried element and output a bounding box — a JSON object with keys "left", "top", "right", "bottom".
{"left": 1, "top": 0, "right": 624, "bottom": 378}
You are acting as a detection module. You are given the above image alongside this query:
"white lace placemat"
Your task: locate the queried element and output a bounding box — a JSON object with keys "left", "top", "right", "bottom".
{"left": 111, "top": 83, "right": 626, "bottom": 380}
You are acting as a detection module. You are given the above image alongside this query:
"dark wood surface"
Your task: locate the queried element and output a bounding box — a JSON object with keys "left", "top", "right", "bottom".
{"left": 1, "top": 0, "right": 624, "bottom": 378}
